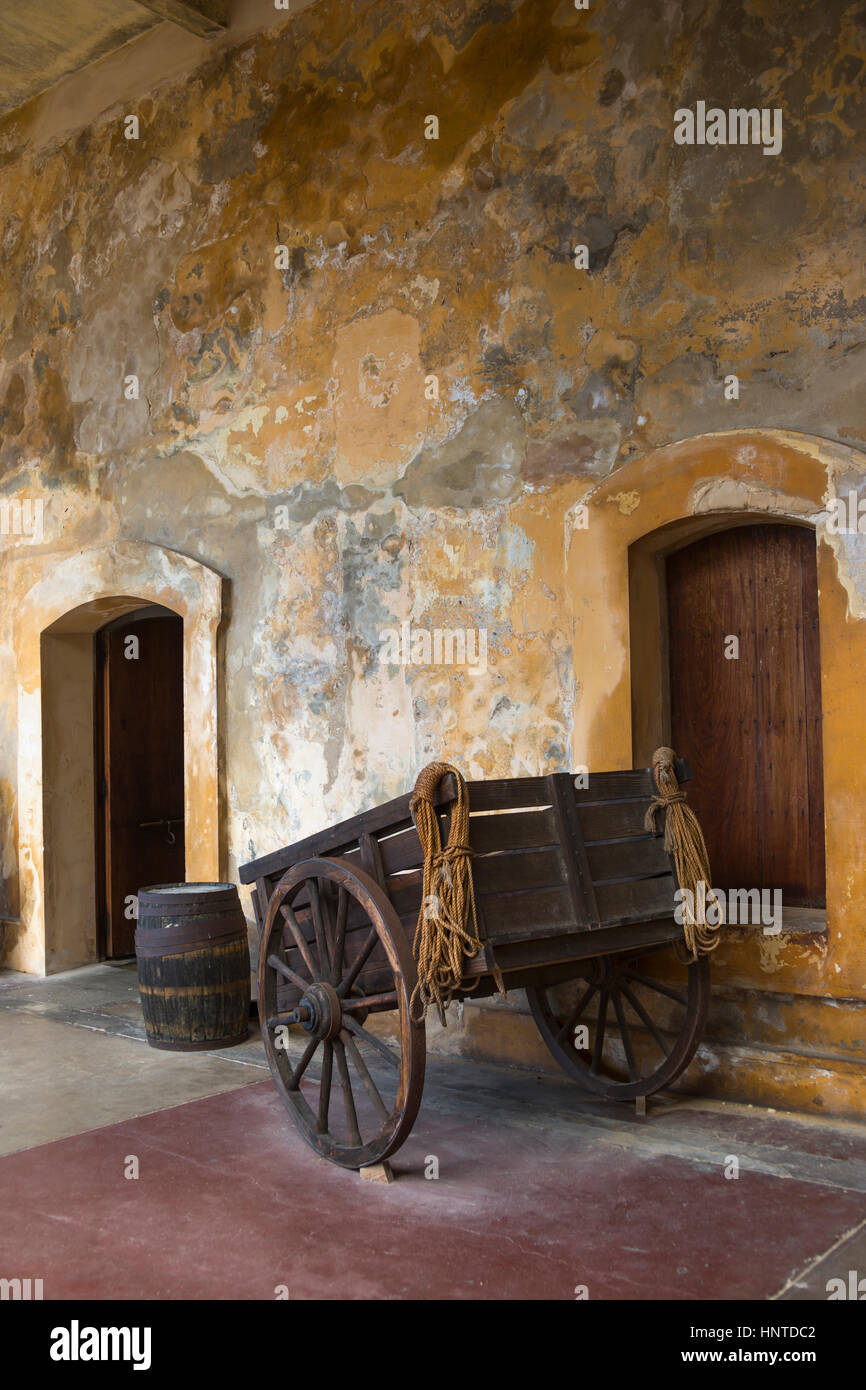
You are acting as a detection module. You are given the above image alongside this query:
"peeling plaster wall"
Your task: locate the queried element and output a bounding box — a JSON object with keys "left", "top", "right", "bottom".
{"left": 1, "top": 0, "right": 865, "bottom": 1112}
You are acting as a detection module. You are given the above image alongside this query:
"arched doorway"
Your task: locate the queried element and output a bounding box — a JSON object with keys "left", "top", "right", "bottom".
{"left": 567, "top": 432, "right": 866, "bottom": 1114}
{"left": 10, "top": 541, "right": 222, "bottom": 976}
{"left": 665, "top": 522, "right": 825, "bottom": 906}
{"left": 41, "top": 598, "right": 187, "bottom": 967}
{"left": 628, "top": 513, "right": 826, "bottom": 914}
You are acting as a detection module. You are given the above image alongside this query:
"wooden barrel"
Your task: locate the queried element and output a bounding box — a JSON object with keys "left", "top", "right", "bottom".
{"left": 135, "top": 883, "right": 251, "bottom": 1051}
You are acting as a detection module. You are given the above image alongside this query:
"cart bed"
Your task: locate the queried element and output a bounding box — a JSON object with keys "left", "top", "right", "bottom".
{"left": 239, "top": 763, "right": 691, "bottom": 974}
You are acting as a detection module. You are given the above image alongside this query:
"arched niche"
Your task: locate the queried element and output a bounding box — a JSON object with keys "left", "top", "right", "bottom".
{"left": 567, "top": 427, "right": 866, "bottom": 1002}
{"left": 10, "top": 541, "right": 223, "bottom": 974}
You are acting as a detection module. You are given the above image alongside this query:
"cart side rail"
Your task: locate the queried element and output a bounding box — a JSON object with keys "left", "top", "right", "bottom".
{"left": 239, "top": 760, "right": 692, "bottom": 938}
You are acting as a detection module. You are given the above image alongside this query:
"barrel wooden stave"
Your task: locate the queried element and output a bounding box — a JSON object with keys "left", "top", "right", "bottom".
{"left": 135, "top": 883, "right": 251, "bottom": 1051}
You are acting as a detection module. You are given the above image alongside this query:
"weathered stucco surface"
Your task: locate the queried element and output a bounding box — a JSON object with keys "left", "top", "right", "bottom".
{"left": 7, "top": 542, "right": 221, "bottom": 972}
{"left": 1, "top": 0, "right": 865, "bottom": 1112}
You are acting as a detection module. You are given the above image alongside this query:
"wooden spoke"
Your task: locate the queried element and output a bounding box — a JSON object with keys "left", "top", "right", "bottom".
{"left": 329, "top": 886, "right": 349, "bottom": 986}
{"left": 288, "top": 1035, "right": 319, "bottom": 1091}
{"left": 555, "top": 980, "right": 597, "bottom": 1044}
{"left": 343, "top": 1034, "right": 389, "bottom": 1121}
{"left": 341, "top": 1014, "right": 401, "bottom": 1070}
{"left": 257, "top": 855, "right": 425, "bottom": 1169}
{"left": 334, "top": 1037, "right": 362, "bottom": 1147}
{"left": 279, "top": 901, "right": 318, "bottom": 981}
{"left": 317, "top": 1041, "right": 333, "bottom": 1133}
{"left": 307, "top": 878, "right": 332, "bottom": 978}
{"left": 267, "top": 953, "right": 309, "bottom": 994}
{"left": 526, "top": 947, "right": 710, "bottom": 1101}
{"left": 337, "top": 925, "right": 379, "bottom": 998}
{"left": 619, "top": 981, "right": 670, "bottom": 1056}
{"left": 621, "top": 970, "right": 687, "bottom": 1007}
{"left": 590, "top": 987, "right": 609, "bottom": 1074}
{"left": 612, "top": 987, "right": 638, "bottom": 1081}
{"left": 341, "top": 989, "right": 397, "bottom": 1012}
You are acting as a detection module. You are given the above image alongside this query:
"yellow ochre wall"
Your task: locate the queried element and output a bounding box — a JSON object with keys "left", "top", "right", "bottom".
{"left": 0, "top": 0, "right": 864, "bottom": 1115}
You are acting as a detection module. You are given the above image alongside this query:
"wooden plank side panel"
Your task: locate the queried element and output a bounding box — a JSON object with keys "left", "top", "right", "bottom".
{"left": 376, "top": 805, "right": 559, "bottom": 876}
{"left": 248, "top": 758, "right": 702, "bottom": 962}
{"left": 245, "top": 767, "right": 696, "bottom": 887}
{"left": 240, "top": 774, "right": 551, "bottom": 884}
{"left": 268, "top": 870, "right": 678, "bottom": 983}
{"left": 460, "top": 917, "right": 683, "bottom": 980}
{"left": 593, "top": 873, "right": 677, "bottom": 926}
{"left": 476, "top": 886, "right": 578, "bottom": 943}
{"left": 470, "top": 807, "right": 560, "bottom": 853}
{"left": 384, "top": 846, "right": 567, "bottom": 906}
{"left": 578, "top": 798, "right": 657, "bottom": 843}
{"left": 587, "top": 835, "right": 672, "bottom": 883}
{"left": 574, "top": 763, "right": 689, "bottom": 803}
{"left": 377, "top": 824, "right": 422, "bottom": 875}
{"left": 575, "top": 769, "right": 652, "bottom": 801}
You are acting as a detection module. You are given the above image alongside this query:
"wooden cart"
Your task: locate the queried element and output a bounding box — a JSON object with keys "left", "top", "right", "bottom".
{"left": 239, "top": 762, "right": 709, "bottom": 1169}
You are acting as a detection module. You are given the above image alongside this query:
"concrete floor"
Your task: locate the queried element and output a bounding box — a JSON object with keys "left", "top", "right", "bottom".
{"left": 0, "top": 961, "right": 264, "bottom": 1155}
{"left": 1, "top": 962, "right": 865, "bottom": 1299}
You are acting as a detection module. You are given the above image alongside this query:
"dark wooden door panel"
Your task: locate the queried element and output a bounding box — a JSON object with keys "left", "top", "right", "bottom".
{"left": 97, "top": 613, "right": 185, "bottom": 957}
{"left": 666, "top": 524, "right": 825, "bottom": 907}
{"left": 667, "top": 528, "right": 761, "bottom": 891}
{"left": 754, "top": 526, "right": 825, "bottom": 902}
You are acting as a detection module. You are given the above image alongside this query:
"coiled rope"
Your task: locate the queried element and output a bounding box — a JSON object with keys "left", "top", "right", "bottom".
{"left": 644, "top": 746, "right": 721, "bottom": 960}
{"left": 409, "top": 761, "right": 481, "bottom": 1024}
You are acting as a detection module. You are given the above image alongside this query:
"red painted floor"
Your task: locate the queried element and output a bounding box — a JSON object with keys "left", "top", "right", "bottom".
{"left": 2, "top": 1075, "right": 864, "bottom": 1300}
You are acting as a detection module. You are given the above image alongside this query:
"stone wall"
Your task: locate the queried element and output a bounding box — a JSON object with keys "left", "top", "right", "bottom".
{"left": 1, "top": 0, "right": 865, "bottom": 1112}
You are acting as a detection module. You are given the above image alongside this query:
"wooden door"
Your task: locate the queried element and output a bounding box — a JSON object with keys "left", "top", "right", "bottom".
{"left": 96, "top": 612, "right": 185, "bottom": 957}
{"left": 666, "top": 523, "right": 825, "bottom": 906}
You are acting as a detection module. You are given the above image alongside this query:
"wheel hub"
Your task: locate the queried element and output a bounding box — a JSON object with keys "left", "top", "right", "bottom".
{"left": 298, "top": 981, "right": 343, "bottom": 1041}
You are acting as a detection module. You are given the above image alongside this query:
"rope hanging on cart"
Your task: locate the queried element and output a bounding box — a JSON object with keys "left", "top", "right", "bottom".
{"left": 644, "top": 746, "right": 721, "bottom": 960}
{"left": 409, "top": 761, "right": 482, "bottom": 1025}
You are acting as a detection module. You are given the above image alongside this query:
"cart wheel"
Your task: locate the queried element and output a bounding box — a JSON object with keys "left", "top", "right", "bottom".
{"left": 258, "top": 856, "right": 425, "bottom": 1169}
{"left": 525, "top": 944, "right": 710, "bottom": 1100}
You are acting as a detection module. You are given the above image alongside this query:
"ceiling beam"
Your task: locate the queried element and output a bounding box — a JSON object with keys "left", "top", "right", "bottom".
{"left": 135, "top": 0, "right": 228, "bottom": 36}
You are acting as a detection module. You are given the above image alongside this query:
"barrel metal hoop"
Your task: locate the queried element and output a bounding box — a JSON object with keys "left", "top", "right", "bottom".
{"left": 134, "top": 930, "right": 247, "bottom": 958}
{"left": 137, "top": 884, "right": 239, "bottom": 913}
{"left": 135, "top": 916, "right": 247, "bottom": 954}
{"left": 143, "top": 1033, "right": 249, "bottom": 1052}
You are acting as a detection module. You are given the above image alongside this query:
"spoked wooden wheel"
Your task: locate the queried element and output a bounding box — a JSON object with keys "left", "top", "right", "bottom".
{"left": 258, "top": 857, "right": 425, "bottom": 1168}
{"left": 526, "top": 944, "right": 710, "bottom": 1100}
